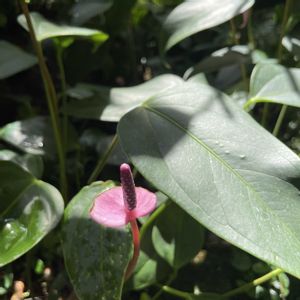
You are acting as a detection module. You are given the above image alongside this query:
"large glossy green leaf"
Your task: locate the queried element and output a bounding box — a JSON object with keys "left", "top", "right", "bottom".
{"left": 245, "top": 63, "right": 300, "bottom": 109}
{"left": 17, "top": 12, "right": 108, "bottom": 43}
{"left": 118, "top": 81, "right": 300, "bottom": 278}
{"left": 152, "top": 202, "right": 204, "bottom": 269}
{"left": 161, "top": 0, "right": 254, "bottom": 51}
{"left": 0, "top": 150, "right": 43, "bottom": 178}
{"left": 62, "top": 181, "right": 132, "bottom": 300}
{"left": 64, "top": 74, "right": 184, "bottom": 122}
{"left": 0, "top": 161, "right": 64, "bottom": 266}
{"left": 0, "top": 40, "right": 37, "bottom": 79}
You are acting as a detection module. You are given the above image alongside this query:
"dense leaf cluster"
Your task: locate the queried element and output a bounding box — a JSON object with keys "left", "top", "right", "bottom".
{"left": 1, "top": 0, "right": 300, "bottom": 299}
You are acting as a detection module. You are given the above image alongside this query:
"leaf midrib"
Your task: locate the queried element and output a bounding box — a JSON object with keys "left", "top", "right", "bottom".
{"left": 142, "top": 103, "right": 300, "bottom": 258}
{"left": 143, "top": 103, "right": 255, "bottom": 191}
{"left": 137, "top": 105, "right": 283, "bottom": 262}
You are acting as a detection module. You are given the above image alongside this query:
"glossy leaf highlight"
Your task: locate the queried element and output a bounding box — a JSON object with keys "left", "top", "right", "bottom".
{"left": 0, "top": 116, "right": 77, "bottom": 157}
{"left": 0, "top": 161, "right": 64, "bottom": 267}
{"left": 18, "top": 12, "right": 108, "bottom": 43}
{"left": 161, "top": 0, "right": 254, "bottom": 51}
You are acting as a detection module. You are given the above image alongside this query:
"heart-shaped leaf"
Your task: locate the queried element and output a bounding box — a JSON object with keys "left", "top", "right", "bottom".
{"left": 17, "top": 12, "right": 108, "bottom": 44}
{"left": 0, "top": 40, "right": 37, "bottom": 79}
{"left": 152, "top": 202, "right": 204, "bottom": 269}
{"left": 245, "top": 63, "right": 300, "bottom": 109}
{"left": 0, "top": 161, "right": 64, "bottom": 267}
{"left": 0, "top": 149, "right": 43, "bottom": 178}
{"left": 62, "top": 181, "right": 132, "bottom": 300}
{"left": 64, "top": 74, "right": 184, "bottom": 122}
{"left": 118, "top": 81, "right": 300, "bottom": 278}
{"left": 161, "top": 0, "right": 254, "bottom": 52}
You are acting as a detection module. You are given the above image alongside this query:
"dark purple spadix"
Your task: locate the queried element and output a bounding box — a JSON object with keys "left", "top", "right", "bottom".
{"left": 120, "top": 163, "right": 136, "bottom": 210}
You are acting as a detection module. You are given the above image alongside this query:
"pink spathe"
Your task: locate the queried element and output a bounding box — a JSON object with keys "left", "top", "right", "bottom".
{"left": 90, "top": 186, "right": 157, "bottom": 227}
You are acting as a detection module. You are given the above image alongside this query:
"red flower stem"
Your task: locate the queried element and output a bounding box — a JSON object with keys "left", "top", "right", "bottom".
{"left": 125, "top": 219, "right": 140, "bottom": 281}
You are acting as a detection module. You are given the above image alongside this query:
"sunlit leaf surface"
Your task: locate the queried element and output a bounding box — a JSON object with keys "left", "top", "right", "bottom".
{"left": 161, "top": 0, "right": 254, "bottom": 51}
{"left": 245, "top": 63, "right": 300, "bottom": 109}
{"left": 118, "top": 81, "right": 300, "bottom": 278}
{"left": 18, "top": 12, "right": 108, "bottom": 43}
{"left": 64, "top": 74, "right": 184, "bottom": 122}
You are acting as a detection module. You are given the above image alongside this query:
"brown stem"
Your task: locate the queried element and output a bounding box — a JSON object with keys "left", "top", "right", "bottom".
{"left": 19, "top": 0, "right": 68, "bottom": 200}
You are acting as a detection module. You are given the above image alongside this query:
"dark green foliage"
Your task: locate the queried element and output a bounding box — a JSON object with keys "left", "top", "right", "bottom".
{"left": 1, "top": 0, "right": 300, "bottom": 299}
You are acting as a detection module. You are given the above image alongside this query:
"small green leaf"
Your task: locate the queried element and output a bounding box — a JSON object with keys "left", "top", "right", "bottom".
{"left": 62, "top": 181, "right": 132, "bottom": 300}
{"left": 3, "top": 273, "right": 13, "bottom": 290}
{"left": 130, "top": 242, "right": 172, "bottom": 291}
{"left": 245, "top": 63, "right": 300, "bottom": 109}
{"left": 0, "top": 161, "right": 64, "bottom": 267}
{"left": 0, "top": 150, "right": 43, "bottom": 178}
{"left": 161, "top": 0, "right": 254, "bottom": 51}
{"left": 152, "top": 202, "right": 204, "bottom": 269}
{"left": 0, "top": 116, "right": 77, "bottom": 157}
{"left": 130, "top": 251, "right": 160, "bottom": 290}
{"left": 184, "top": 46, "right": 270, "bottom": 78}
{"left": 0, "top": 40, "right": 37, "bottom": 79}
{"left": 249, "top": 64, "right": 284, "bottom": 97}
{"left": 282, "top": 36, "right": 300, "bottom": 60}
{"left": 0, "top": 117, "right": 55, "bottom": 156}
{"left": 64, "top": 74, "right": 184, "bottom": 122}
{"left": 17, "top": 12, "right": 108, "bottom": 44}
{"left": 34, "top": 258, "right": 45, "bottom": 274}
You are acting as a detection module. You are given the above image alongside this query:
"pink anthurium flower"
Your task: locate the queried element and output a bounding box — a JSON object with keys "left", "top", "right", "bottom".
{"left": 90, "top": 163, "right": 157, "bottom": 280}
{"left": 90, "top": 164, "right": 157, "bottom": 228}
